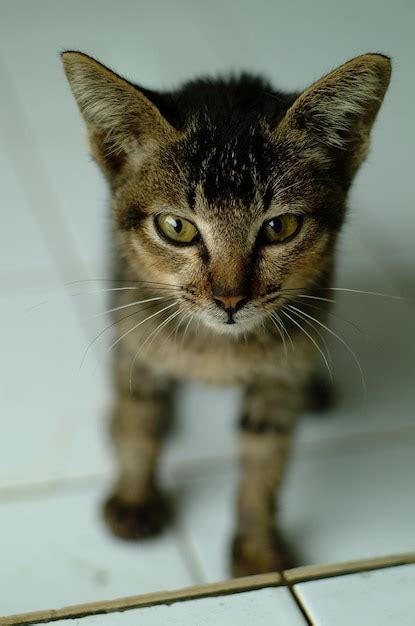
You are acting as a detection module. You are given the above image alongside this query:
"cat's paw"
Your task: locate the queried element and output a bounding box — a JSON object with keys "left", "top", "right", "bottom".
{"left": 103, "top": 490, "right": 171, "bottom": 540}
{"left": 231, "top": 530, "right": 296, "bottom": 577}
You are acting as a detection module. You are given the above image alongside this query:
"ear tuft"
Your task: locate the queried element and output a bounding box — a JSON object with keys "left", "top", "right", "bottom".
{"left": 62, "top": 51, "right": 138, "bottom": 132}
{"left": 278, "top": 54, "right": 391, "bottom": 168}
{"left": 61, "top": 51, "right": 177, "bottom": 176}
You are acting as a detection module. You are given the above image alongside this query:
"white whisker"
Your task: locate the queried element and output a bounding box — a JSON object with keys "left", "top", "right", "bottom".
{"left": 93, "top": 296, "right": 168, "bottom": 317}
{"left": 269, "top": 312, "right": 288, "bottom": 359}
{"left": 139, "top": 309, "right": 182, "bottom": 358}
{"left": 67, "top": 278, "right": 182, "bottom": 288}
{"left": 108, "top": 301, "right": 177, "bottom": 353}
{"left": 286, "top": 305, "right": 332, "bottom": 367}
{"left": 297, "top": 294, "right": 337, "bottom": 304}
{"left": 173, "top": 311, "right": 190, "bottom": 345}
{"left": 287, "top": 304, "right": 365, "bottom": 396}
{"left": 79, "top": 301, "right": 165, "bottom": 369}
{"left": 129, "top": 308, "right": 181, "bottom": 390}
{"left": 282, "top": 308, "right": 333, "bottom": 383}
{"left": 298, "top": 300, "right": 366, "bottom": 337}
{"left": 273, "top": 312, "right": 294, "bottom": 352}
{"left": 72, "top": 285, "right": 180, "bottom": 297}
{"left": 279, "top": 316, "right": 295, "bottom": 353}
{"left": 181, "top": 315, "right": 194, "bottom": 352}
{"left": 319, "top": 287, "right": 404, "bottom": 300}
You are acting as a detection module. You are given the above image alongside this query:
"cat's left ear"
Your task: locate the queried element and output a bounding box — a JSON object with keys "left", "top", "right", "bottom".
{"left": 276, "top": 53, "right": 391, "bottom": 177}
{"left": 61, "top": 51, "right": 179, "bottom": 178}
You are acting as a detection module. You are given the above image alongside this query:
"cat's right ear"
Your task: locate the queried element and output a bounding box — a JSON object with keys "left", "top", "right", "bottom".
{"left": 274, "top": 53, "right": 391, "bottom": 179}
{"left": 61, "top": 51, "right": 178, "bottom": 177}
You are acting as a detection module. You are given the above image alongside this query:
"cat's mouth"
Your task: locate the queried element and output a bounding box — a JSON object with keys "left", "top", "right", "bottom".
{"left": 200, "top": 306, "right": 261, "bottom": 335}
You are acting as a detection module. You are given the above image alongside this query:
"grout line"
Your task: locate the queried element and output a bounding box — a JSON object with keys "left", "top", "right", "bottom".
{"left": 0, "top": 472, "right": 109, "bottom": 503}
{"left": 286, "top": 585, "right": 314, "bottom": 626}
{"left": 0, "top": 573, "right": 282, "bottom": 625}
{"left": 3, "top": 554, "right": 412, "bottom": 625}
{"left": 283, "top": 581, "right": 314, "bottom": 626}
{"left": 174, "top": 521, "right": 209, "bottom": 585}
{"left": 283, "top": 552, "right": 415, "bottom": 584}
{"left": 283, "top": 554, "right": 415, "bottom": 626}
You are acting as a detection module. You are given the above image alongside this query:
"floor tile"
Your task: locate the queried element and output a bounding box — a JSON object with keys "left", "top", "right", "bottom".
{"left": 164, "top": 382, "right": 240, "bottom": 467}
{"left": 0, "top": 483, "right": 194, "bottom": 616}
{"left": 0, "top": 116, "right": 58, "bottom": 284}
{"left": 176, "top": 466, "right": 235, "bottom": 582}
{"left": 31, "top": 587, "right": 306, "bottom": 626}
{"left": 0, "top": 285, "right": 238, "bottom": 488}
{"left": 281, "top": 439, "right": 415, "bottom": 567}
{"left": 295, "top": 564, "right": 415, "bottom": 626}
{"left": 297, "top": 228, "right": 415, "bottom": 445}
{"left": 0, "top": 55, "right": 90, "bottom": 290}
{"left": 178, "top": 437, "right": 415, "bottom": 581}
{"left": 0, "top": 291, "right": 112, "bottom": 488}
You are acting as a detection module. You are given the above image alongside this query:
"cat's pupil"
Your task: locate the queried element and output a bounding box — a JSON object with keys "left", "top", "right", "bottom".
{"left": 173, "top": 219, "right": 182, "bottom": 233}
{"left": 269, "top": 218, "right": 283, "bottom": 233}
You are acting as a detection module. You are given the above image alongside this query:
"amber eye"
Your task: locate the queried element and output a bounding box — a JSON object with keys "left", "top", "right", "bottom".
{"left": 262, "top": 214, "right": 302, "bottom": 244}
{"left": 155, "top": 214, "right": 199, "bottom": 244}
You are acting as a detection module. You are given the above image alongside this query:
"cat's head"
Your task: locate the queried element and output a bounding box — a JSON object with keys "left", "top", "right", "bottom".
{"left": 62, "top": 52, "right": 390, "bottom": 335}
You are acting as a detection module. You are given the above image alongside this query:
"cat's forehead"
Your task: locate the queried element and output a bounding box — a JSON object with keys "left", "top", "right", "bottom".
{"left": 179, "top": 118, "right": 278, "bottom": 213}
{"left": 171, "top": 113, "right": 325, "bottom": 227}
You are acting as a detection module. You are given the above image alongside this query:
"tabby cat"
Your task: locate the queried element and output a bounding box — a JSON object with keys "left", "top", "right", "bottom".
{"left": 62, "top": 51, "right": 390, "bottom": 576}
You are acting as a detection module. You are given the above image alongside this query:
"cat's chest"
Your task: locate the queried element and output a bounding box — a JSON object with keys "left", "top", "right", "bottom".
{"left": 132, "top": 329, "right": 301, "bottom": 385}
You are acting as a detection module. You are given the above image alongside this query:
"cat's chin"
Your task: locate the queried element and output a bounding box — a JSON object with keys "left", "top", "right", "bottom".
{"left": 200, "top": 316, "right": 260, "bottom": 337}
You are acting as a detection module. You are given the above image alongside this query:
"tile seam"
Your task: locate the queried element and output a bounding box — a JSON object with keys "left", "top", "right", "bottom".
{"left": 1, "top": 554, "right": 413, "bottom": 625}
{"left": 0, "top": 573, "right": 282, "bottom": 625}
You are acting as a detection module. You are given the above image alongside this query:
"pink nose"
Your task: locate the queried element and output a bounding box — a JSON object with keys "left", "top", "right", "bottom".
{"left": 213, "top": 294, "right": 247, "bottom": 311}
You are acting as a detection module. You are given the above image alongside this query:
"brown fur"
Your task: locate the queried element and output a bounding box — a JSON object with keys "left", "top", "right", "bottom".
{"left": 62, "top": 51, "right": 390, "bottom": 576}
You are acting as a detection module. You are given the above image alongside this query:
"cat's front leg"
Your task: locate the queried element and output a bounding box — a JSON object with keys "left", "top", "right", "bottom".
{"left": 232, "top": 378, "right": 301, "bottom": 577}
{"left": 103, "top": 358, "right": 173, "bottom": 540}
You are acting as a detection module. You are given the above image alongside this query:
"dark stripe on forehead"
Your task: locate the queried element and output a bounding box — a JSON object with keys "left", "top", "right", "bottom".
{"left": 184, "top": 123, "right": 276, "bottom": 206}
{"left": 186, "top": 185, "right": 196, "bottom": 212}
{"left": 262, "top": 183, "right": 274, "bottom": 213}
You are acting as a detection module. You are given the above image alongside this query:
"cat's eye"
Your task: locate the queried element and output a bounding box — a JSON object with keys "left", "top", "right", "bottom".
{"left": 262, "top": 214, "right": 302, "bottom": 244}
{"left": 155, "top": 214, "right": 199, "bottom": 245}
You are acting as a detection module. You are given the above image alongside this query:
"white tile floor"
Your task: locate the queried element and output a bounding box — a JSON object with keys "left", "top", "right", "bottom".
{"left": 22, "top": 562, "right": 415, "bottom": 625}
{"left": 0, "top": 485, "right": 194, "bottom": 615}
{"left": 31, "top": 587, "right": 307, "bottom": 626}
{"left": 0, "top": 0, "right": 414, "bottom": 622}
{"left": 295, "top": 564, "right": 415, "bottom": 626}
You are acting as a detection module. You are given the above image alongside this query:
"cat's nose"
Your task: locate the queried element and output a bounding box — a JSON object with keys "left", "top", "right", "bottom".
{"left": 213, "top": 294, "right": 247, "bottom": 312}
